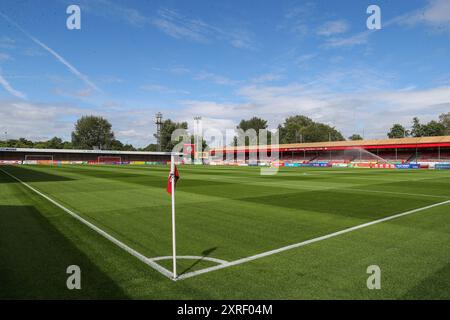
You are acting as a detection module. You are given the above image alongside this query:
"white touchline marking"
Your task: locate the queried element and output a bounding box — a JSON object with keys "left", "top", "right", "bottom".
{"left": 149, "top": 255, "right": 229, "bottom": 265}
{"left": 0, "top": 168, "right": 174, "bottom": 280}
{"left": 177, "top": 199, "right": 450, "bottom": 280}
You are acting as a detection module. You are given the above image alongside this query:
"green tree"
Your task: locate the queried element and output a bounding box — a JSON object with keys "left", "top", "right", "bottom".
{"left": 154, "top": 119, "right": 188, "bottom": 152}
{"left": 0, "top": 137, "right": 70, "bottom": 149}
{"left": 109, "top": 139, "right": 136, "bottom": 151}
{"left": 71, "top": 116, "right": 115, "bottom": 150}
{"left": 422, "top": 120, "right": 445, "bottom": 136}
{"left": 278, "top": 115, "right": 344, "bottom": 143}
{"left": 410, "top": 117, "right": 424, "bottom": 137}
{"left": 438, "top": 112, "right": 450, "bottom": 135}
{"left": 301, "top": 123, "right": 344, "bottom": 142}
{"left": 387, "top": 124, "right": 409, "bottom": 138}
{"left": 62, "top": 141, "right": 73, "bottom": 149}
{"left": 8, "top": 138, "right": 34, "bottom": 148}
{"left": 234, "top": 117, "right": 270, "bottom": 146}
{"left": 110, "top": 139, "right": 124, "bottom": 150}
{"left": 237, "top": 117, "right": 268, "bottom": 132}
{"left": 278, "top": 115, "right": 314, "bottom": 144}
{"left": 32, "top": 141, "right": 47, "bottom": 149}
{"left": 122, "top": 143, "right": 136, "bottom": 151}
{"left": 348, "top": 134, "right": 363, "bottom": 141}
{"left": 410, "top": 116, "right": 446, "bottom": 137}
{"left": 140, "top": 143, "right": 158, "bottom": 151}
{"left": 46, "top": 137, "right": 64, "bottom": 149}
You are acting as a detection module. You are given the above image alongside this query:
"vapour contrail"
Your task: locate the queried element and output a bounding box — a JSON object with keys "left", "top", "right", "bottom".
{"left": 0, "top": 11, "right": 102, "bottom": 93}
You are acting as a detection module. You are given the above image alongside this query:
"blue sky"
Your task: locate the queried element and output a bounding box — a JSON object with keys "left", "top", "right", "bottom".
{"left": 0, "top": 0, "right": 449, "bottom": 146}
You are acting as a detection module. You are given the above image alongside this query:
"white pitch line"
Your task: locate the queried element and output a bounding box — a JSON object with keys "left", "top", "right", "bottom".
{"left": 149, "top": 255, "right": 229, "bottom": 265}
{"left": 177, "top": 199, "right": 450, "bottom": 280}
{"left": 0, "top": 168, "right": 174, "bottom": 280}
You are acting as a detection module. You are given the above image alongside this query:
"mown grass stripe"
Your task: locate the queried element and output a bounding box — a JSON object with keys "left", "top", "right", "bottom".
{"left": 0, "top": 167, "right": 175, "bottom": 280}
{"left": 178, "top": 199, "right": 450, "bottom": 280}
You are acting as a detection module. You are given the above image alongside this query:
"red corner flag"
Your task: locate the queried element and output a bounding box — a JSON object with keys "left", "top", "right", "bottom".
{"left": 167, "top": 165, "right": 180, "bottom": 194}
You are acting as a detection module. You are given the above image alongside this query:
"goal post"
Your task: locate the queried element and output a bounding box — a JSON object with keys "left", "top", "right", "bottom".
{"left": 97, "top": 156, "right": 122, "bottom": 164}
{"left": 24, "top": 154, "right": 54, "bottom": 165}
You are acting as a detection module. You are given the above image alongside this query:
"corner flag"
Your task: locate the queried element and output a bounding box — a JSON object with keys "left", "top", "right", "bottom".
{"left": 168, "top": 156, "right": 179, "bottom": 279}
{"left": 167, "top": 164, "right": 179, "bottom": 194}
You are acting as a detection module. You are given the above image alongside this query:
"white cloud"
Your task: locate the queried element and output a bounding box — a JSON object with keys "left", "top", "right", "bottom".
{"left": 140, "top": 84, "right": 189, "bottom": 94}
{"left": 280, "top": 3, "right": 315, "bottom": 37}
{"left": 295, "top": 53, "right": 317, "bottom": 67}
{"left": 0, "top": 36, "right": 15, "bottom": 49}
{"left": 75, "top": 0, "right": 149, "bottom": 26}
{"left": 53, "top": 87, "right": 95, "bottom": 99}
{"left": 99, "top": 75, "right": 123, "bottom": 84}
{"left": 0, "top": 99, "right": 159, "bottom": 146}
{"left": 324, "top": 0, "right": 450, "bottom": 48}
{"left": 152, "top": 8, "right": 210, "bottom": 42}
{"left": 116, "top": 129, "right": 144, "bottom": 141}
{"left": 0, "top": 53, "right": 11, "bottom": 61}
{"left": 228, "top": 30, "right": 255, "bottom": 49}
{"left": 403, "top": 0, "right": 450, "bottom": 27}
{"left": 68, "top": 2, "right": 256, "bottom": 49}
{"left": 194, "top": 71, "right": 238, "bottom": 86}
{"left": 140, "top": 84, "right": 169, "bottom": 92}
{"left": 177, "top": 81, "right": 450, "bottom": 141}
{"left": 180, "top": 100, "right": 245, "bottom": 119}
{"left": 168, "top": 66, "right": 190, "bottom": 75}
{"left": 251, "top": 73, "right": 283, "bottom": 83}
{"left": 3, "top": 79, "right": 449, "bottom": 146}
{"left": 152, "top": 8, "right": 255, "bottom": 49}
{"left": 0, "top": 101, "right": 79, "bottom": 141}
{"left": 324, "top": 30, "right": 371, "bottom": 48}
{"left": 317, "top": 20, "right": 350, "bottom": 36}
{"left": 22, "top": 47, "right": 46, "bottom": 57}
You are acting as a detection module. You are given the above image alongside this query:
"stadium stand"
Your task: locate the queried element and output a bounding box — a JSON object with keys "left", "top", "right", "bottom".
{"left": 0, "top": 148, "right": 172, "bottom": 165}
{"left": 211, "top": 136, "right": 450, "bottom": 165}
{"left": 2, "top": 136, "right": 450, "bottom": 167}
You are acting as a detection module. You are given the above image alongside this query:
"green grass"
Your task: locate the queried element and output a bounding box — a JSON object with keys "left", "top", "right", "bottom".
{"left": 0, "top": 164, "right": 449, "bottom": 299}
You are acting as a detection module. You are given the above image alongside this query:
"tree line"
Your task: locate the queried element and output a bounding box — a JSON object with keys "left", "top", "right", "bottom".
{"left": 1, "top": 112, "right": 449, "bottom": 151}
{"left": 232, "top": 115, "right": 345, "bottom": 146}
{"left": 387, "top": 113, "right": 450, "bottom": 138}
{"left": 0, "top": 115, "right": 204, "bottom": 152}
{"left": 0, "top": 116, "right": 136, "bottom": 151}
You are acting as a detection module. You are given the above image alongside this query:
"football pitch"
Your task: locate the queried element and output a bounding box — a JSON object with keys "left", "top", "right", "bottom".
{"left": 0, "top": 164, "right": 449, "bottom": 299}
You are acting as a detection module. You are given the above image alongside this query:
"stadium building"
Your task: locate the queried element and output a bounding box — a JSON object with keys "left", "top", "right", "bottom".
{"left": 210, "top": 136, "right": 450, "bottom": 169}
{"left": 1, "top": 136, "right": 450, "bottom": 169}
{"left": 0, "top": 148, "right": 172, "bottom": 165}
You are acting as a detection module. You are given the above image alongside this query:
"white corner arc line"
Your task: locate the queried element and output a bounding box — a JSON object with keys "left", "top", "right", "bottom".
{"left": 0, "top": 168, "right": 174, "bottom": 280}
{"left": 177, "top": 199, "right": 450, "bottom": 280}
{"left": 149, "top": 255, "right": 229, "bottom": 265}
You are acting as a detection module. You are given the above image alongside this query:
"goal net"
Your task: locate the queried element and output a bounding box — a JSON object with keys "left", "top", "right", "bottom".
{"left": 24, "top": 154, "right": 54, "bottom": 165}
{"left": 98, "top": 156, "right": 122, "bottom": 164}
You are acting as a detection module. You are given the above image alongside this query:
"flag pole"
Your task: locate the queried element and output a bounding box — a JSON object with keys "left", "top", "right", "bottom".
{"left": 171, "top": 154, "right": 177, "bottom": 279}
